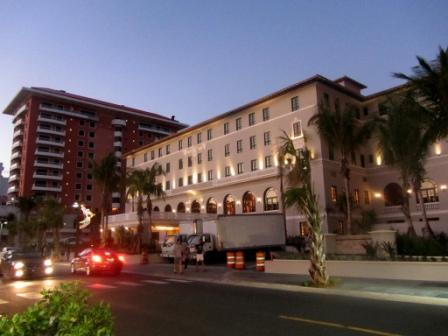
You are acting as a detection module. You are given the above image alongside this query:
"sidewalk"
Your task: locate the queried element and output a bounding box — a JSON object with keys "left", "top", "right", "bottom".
{"left": 122, "top": 254, "right": 448, "bottom": 307}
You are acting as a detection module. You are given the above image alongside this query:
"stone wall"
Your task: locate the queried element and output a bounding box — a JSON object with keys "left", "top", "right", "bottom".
{"left": 335, "top": 234, "right": 371, "bottom": 255}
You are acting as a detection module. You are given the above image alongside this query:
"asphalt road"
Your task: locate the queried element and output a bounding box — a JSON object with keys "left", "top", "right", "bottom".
{"left": 1, "top": 268, "right": 448, "bottom": 336}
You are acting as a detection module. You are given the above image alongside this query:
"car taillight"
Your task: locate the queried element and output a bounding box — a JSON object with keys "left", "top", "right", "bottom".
{"left": 92, "top": 255, "right": 102, "bottom": 263}
{"left": 118, "top": 255, "right": 125, "bottom": 263}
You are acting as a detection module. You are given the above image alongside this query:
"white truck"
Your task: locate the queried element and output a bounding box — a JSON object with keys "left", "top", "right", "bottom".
{"left": 160, "top": 214, "right": 285, "bottom": 261}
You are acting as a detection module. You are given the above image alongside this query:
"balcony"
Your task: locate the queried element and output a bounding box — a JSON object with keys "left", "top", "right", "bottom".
{"left": 8, "top": 174, "right": 19, "bottom": 182}
{"left": 15, "top": 104, "right": 27, "bottom": 117}
{"left": 115, "top": 151, "right": 122, "bottom": 158}
{"left": 10, "top": 151, "right": 21, "bottom": 160}
{"left": 13, "top": 129, "right": 23, "bottom": 139}
{"left": 138, "top": 124, "right": 170, "bottom": 136}
{"left": 416, "top": 202, "right": 440, "bottom": 211}
{"left": 7, "top": 186, "right": 18, "bottom": 194}
{"left": 35, "top": 150, "right": 64, "bottom": 158}
{"left": 9, "top": 162, "right": 20, "bottom": 171}
{"left": 116, "top": 161, "right": 122, "bottom": 168}
{"left": 12, "top": 140, "right": 22, "bottom": 149}
{"left": 13, "top": 118, "right": 24, "bottom": 127}
{"left": 113, "top": 141, "right": 122, "bottom": 147}
{"left": 34, "top": 161, "right": 63, "bottom": 169}
{"left": 32, "top": 185, "right": 62, "bottom": 192}
{"left": 36, "top": 138, "right": 65, "bottom": 147}
{"left": 40, "top": 104, "right": 98, "bottom": 121}
{"left": 37, "top": 126, "right": 66, "bottom": 136}
{"left": 112, "top": 192, "right": 121, "bottom": 198}
{"left": 37, "top": 115, "right": 67, "bottom": 125}
{"left": 114, "top": 131, "right": 122, "bottom": 137}
{"left": 112, "top": 202, "right": 121, "bottom": 210}
{"left": 33, "top": 173, "right": 63, "bottom": 181}
{"left": 112, "top": 119, "right": 126, "bottom": 127}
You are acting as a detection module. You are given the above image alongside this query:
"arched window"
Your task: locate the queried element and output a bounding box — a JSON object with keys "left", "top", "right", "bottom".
{"left": 242, "top": 191, "right": 256, "bottom": 213}
{"left": 419, "top": 180, "right": 439, "bottom": 203}
{"left": 206, "top": 198, "right": 217, "bottom": 214}
{"left": 164, "top": 204, "right": 172, "bottom": 212}
{"left": 384, "top": 183, "right": 403, "bottom": 207}
{"left": 153, "top": 206, "right": 160, "bottom": 212}
{"left": 264, "top": 188, "right": 279, "bottom": 211}
{"left": 223, "top": 194, "right": 235, "bottom": 215}
{"left": 177, "top": 202, "right": 186, "bottom": 213}
{"left": 191, "top": 200, "right": 201, "bottom": 213}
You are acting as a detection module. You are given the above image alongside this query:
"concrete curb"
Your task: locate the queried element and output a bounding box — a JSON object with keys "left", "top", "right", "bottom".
{"left": 123, "top": 268, "right": 448, "bottom": 307}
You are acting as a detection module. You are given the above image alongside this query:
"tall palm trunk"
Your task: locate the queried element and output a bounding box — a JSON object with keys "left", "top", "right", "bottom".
{"left": 401, "top": 177, "right": 416, "bottom": 236}
{"left": 415, "top": 188, "right": 435, "bottom": 237}
{"left": 146, "top": 198, "right": 153, "bottom": 248}
{"left": 340, "top": 157, "right": 352, "bottom": 234}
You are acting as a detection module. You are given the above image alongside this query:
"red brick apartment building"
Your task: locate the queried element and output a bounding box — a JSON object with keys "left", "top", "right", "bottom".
{"left": 2, "top": 87, "right": 187, "bottom": 212}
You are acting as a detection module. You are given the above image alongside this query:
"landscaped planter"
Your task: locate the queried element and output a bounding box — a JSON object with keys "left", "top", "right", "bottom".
{"left": 265, "top": 259, "right": 448, "bottom": 282}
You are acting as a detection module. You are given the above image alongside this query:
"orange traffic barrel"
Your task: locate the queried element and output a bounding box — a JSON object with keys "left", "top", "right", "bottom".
{"left": 226, "top": 251, "right": 235, "bottom": 268}
{"left": 235, "top": 251, "right": 245, "bottom": 270}
{"left": 256, "top": 251, "right": 265, "bottom": 272}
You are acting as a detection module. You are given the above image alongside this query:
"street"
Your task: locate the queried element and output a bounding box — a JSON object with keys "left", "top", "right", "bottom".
{"left": 1, "top": 266, "right": 448, "bottom": 336}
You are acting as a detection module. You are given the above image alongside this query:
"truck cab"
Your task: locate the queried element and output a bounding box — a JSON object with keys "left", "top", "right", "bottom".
{"left": 160, "top": 234, "right": 188, "bottom": 259}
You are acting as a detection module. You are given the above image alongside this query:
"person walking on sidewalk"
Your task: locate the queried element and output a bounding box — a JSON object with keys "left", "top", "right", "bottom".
{"left": 173, "top": 238, "right": 183, "bottom": 274}
{"left": 182, "top": 241, "right": 190, "bottom": 270}
{"left": 195, "top": 239, "right": 205, "bottom": 272}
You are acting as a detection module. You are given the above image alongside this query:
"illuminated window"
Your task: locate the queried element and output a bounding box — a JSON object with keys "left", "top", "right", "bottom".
{"left": 364, "top": 190, "right": 370, "bottom": 205}
{"left": 417, "top": 181, "right": 439, "bottom": 203}
{"left": 264, "top": 188, "right": 279, "bottom": 211}
{"left": 206, "top": 198, "right": 217, "bottom": 214}
{"left": 353, "top": 189, "right": 360, "bottom": 206}
{"left": 242, "top": 191, "right": 256, "bottom": 213}
{"left": 330, "top": 186, "right": 337, "bottom": 202}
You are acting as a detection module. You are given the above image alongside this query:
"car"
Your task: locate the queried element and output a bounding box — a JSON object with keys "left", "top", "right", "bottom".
{"left": 1, "top": 250, "right": 53, "bottom": 281}
{"left": 70, "top": 248, "right": 124, "bottom": 276}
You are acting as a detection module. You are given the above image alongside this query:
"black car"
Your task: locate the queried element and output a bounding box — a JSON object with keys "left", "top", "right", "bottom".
{"left": 1, "top": 250, "right": 53, "bottom": 281}
{"left": 70, "top": 248, "right": 124, "bottom": 276}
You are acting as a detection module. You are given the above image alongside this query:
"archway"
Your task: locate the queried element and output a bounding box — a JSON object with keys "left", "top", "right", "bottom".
{"left": 191, "top": 200, "right": 201, "bottom": 213}
{"left": 164, "top": 204, "right": 172, "bottom": 212}
{"left": 206, "top": 197, "right": 217, "bottom": 214}
{"left": 264, "top": 187, "right": 279, "bottom": 211}
{"left": 177, "top": 202, "right": 186, "bottom": 213}
{"left": 223, "top": 194, "right": 235, "bottom": 215}
{"left": 242, "top": 191, "right": 256, "bottom": 213}
{"left": 384, "top": 183, "right": 403, "bottom": 207}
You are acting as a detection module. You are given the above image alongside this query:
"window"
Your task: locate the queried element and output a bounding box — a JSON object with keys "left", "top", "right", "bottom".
{"left": 166, "top": 144, "right": 170, "bottom": 154}
{"left": 207, "top": 169, "right": 213, "bottom": 181}
{"left": 80, "top": 120, "right": 85, "bottom": 126}
{"left": 237, "top": 162, "right": 243, "bottom": 174}
{"left": 197, "top": 172, "right": 203, "bottom": 183}
{"left": 76, "top": 172, "right": 82, "bottom": 179}
{"left": 76, "top": 162, "right": 83, "bottom": 168}
{"left": 330, "top": 186, "right": 337, "bottom": 202}
{"left": 237, "top": 140, "right": 243, "bottom": 153}
{"left": 89, "top": 131, "right": 95, "bottom": 138}
{"left": 144, "top": 153, "right": 148, "bottom": 162}
{"left": 418, "top": 181, "right": 439, "bottom": 203}
{"left": 329, "top": 147, "right": 335, "bottom": 161}
{"left": 264, "top": 188, "right": 279, "bottom": 211}
{"left": 178, "top": 177, "right": 184, "bottom": 187}
{"left": 131, "top": 157, "right": 135, "bottom": 167}
{"left": 251, "top": 159, "right": 258, "bottom": 171}
{"left": 354, "top": 189, "right": 360, "bottom": 206}
{"left": 208, "top": 149, "right": 213, "bottom": 161}
{"left": 368, "top": 154, "right": 374, "bottom": 164}
{"left": 262, "top": 108, "right": 270, "bottom": 121}
{"left": 224, "top": 144, "right": 230, "bottom": 157}
{"left": 88, "top": 152, "right": 94, "bottom": 159}
{"left": 187, "top": 136, "right": 192, "bottom": 147}
{"left": 79, "top": 130, "right": 85, "bottom": 136}
{"left": 236, "top": 117, "right": 242, "bottom": 130}
{"left": 360, "top": 154, "right": 365, "bottom": 168}
{"left": 90, "top": 121, "right": 96, "bottom": 128}
{"left": 165, "top": 162, "right": 170, "bottom": 173}
{"left": 265, "top": 155, "right": 272, "bottom": 168}
{"left": 165, "top": 181, "right": 171, "bottom": 191}
{"left": 197, "top": 132, "right": 202, "bottom": 144}
{"left": 75, "top": 184, "right": 81, "bottom": 190}
{"left": 242, "top": 191, "right": 256, "bottom": 213}
{"left": 88, "top": 142, "right": 94, "bottom": 148}
{"left": 178, "top": 159, "right": 183, "bottom": 169}
{"left": 86, "top": 195, "right": 92, "bottom": 202}
{"left": 87, "top": 173, "right": 92, "bottom": 180}
{"left": 78, "top": 140, "right": 84, "bottom": 147}
{"left": 224, "top": 194, "right": 236, "bottom": 215}
{"left": 78, "top": 151, "right": 83, "bottom": 158}
{"left": 197, "top": 153, "right": 202, "bottom": 164}
{"left": 250, "top": 136, "right": 256, "bottom": 150}
{"left": 323, "top": 93, "right": 330, "bottom": 107}
{"left": 87, "top": 184, "right": 92, "bottom": 191}
{"left": 207, "top": 129, "right": 212, "bottom": 140}
{"left": 378, "top": 102, "right": 387, "bottom": 116}
{"left": 151, "top": 151, "right": 155, "bottom": 160}
{"left": 225, "top": 166, "right": 231, "bottom": 177}
{"left": 158, "top": 148, "right": 162, "bottom": 157}
{"left": 188, "top": 175, "right": 193, "bottom": 185}
{"left": 224, "top": 122, "right": 229, "bottom": 135}
{"left": 178, "top": 139, "right": 183, "bottom": 150}
{"left": 363, "top": 107, "right": 369, "bottom": 116}
{"left": 293, "top": 121, "right": 302, "bottom": 138}
{"left": 335, "top": 98, "right": 340, "bottom": 113}
{"left": 351, "top": 151, "right": 357, "bottom": 165}
{"left": 291, "top": 96, "right": 299, "bottom": 111}
{"left": 206, "top": 198, "right": 217, "bottom": 214}
{"left": 264, "top": 131, "right": 271, "bottom": 146}
{"left": 364, "top": 190, "right": 370, "bottom": 205}
{"left": 384, "top": 183, "right": 403, "bottom": 207}
{"left": 248, "top": 112, "right": 255, "bottom": 126}
{"left": 188, "top": 156, "right": 193, "bottom": 167}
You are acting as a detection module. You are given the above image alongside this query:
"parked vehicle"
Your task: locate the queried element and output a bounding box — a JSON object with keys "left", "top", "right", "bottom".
{"left": 70, "top": 248, "right": 124, "bottom": 276}
{"left": 1, "top": 250, "right": 53, "bottom": 281}
{"left": 160, "top": 234, "right": 189, "bottom": 259}
{"left": 0, "top": 246, "right": 15, "bottom": 262}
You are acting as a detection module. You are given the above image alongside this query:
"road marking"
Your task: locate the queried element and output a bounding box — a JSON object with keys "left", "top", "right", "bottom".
{"left": 166, "top": 278, "right": 192, "bottom": 283}
{"left": 279, "top": 315, "right": 402, "bottom": 336}
{"left": 0, "top": 299, "right": 8, "bottom": 304}
{"left": 142, "top": 280, "right": 168, "bottom": 285}
{"left": 116, "top": 281, "right": 143, "bottom": 287}
{"left": 88, "top": 283, "right": 117, "bottom": 289}
{"left": 16, "top": 292, "right": 42, "bottom": 300}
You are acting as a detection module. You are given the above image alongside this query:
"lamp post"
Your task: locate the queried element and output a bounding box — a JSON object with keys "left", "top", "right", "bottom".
{"left": 0, "top": 220, "right": 7, "bottom": 246}
{"left": 72, "top": 202, "right": 81, "bottom": 256}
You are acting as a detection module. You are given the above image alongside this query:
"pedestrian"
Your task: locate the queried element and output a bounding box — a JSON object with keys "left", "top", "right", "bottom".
{"left": 195, "top": 238, "right": 205, "bottom": 272}
{"left": 182, "top": 241, "right": 190, "bottom": 270}
{"left": 173, "top": 237, "right": 183, "bottom": 274}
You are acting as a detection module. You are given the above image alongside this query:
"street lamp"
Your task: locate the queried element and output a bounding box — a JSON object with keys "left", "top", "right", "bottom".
{"left": 72, "top": 202, "right": 81, "bottom": 256}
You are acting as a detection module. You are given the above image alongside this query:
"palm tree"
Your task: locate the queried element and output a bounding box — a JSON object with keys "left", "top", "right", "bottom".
{"left": 280, "top": 131, "right": 330, "bottom": 287}
{"left": 375, "top": 93, "right": 432, "bottom": 236}
{"left": 36, "top": 198, "right": 65, "bottom": 259}
{"left": 394, "top": 46, "right": 448, "bottom": 141}
{"left": 309, "top": 104, "right": 374, "bottom": 234}
{"left": 92, "top": 152, "right": 121, "bottom": 243}
{"left": 126, "top": 169, "right": 147, "bottom": 253}
{"left": 16, "top": 196, "right": 37, "bottom": 247}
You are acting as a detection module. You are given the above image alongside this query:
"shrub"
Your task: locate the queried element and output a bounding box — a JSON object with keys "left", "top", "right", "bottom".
{"left": 396, "top": 233, "right": 448, "bottom": 256}
{"left": 0, "top": 281, "right": 113, "bottom": 336}
{"left": 362, "top": 241, "right": 379, "bottom": 259}
{"left": 382, "top": 241, "right": 396, "bottom": 260}
{"left": 352, "top": 210, "right": 377, "bottom": 234}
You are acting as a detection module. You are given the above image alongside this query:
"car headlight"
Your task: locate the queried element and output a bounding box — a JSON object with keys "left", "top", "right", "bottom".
{"left": 14, "top": 261, "right": 25, "bottom": 270}
{"left": 44, "top": 259, "right": 52, "bottom": 267}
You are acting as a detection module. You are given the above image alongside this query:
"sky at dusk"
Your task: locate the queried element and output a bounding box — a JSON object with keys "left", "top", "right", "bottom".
{"left": 0, "top": 0, "right": 447, "bottom": 176}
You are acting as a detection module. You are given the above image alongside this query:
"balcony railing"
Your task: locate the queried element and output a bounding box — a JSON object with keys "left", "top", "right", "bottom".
{"left": 9, "top": 163, "right": 20, "bottom": 171}
{"left": 112, "top": 119, "right": 126, "bottom": 126}
{"left": 10, "top": 151, "right": 21, "bottom": 160}
{"left": 13, "top": 129, "right": 23, "bottom": 139}
{"left": 35, "top": 150, "right": 64, "bottom": 158}
{"left": 138, "top": 124, "right": 170, "bottom": 135}
{"left": 107, "top": 211, "right": 217, "bottom": 227}
{"left": 416, "top": 202, "right": 440, "bottom": 211}
{"left": 36, "top": 139, "right": 65, "bottom": 147}
{"left": 114, "top": 131, "right": 122, "bottom": 137}
{"left": 32, "top": 185, "right": 62, "bottom": 192}
{"left": 37, "top": 115, "right": 67, "bottom": 125}
{"left": 37, "top": 126, "right": 66, "bottom": 136}
{"left": 40, "top": 104, "right": 98, "bottom": 121}
{"left": 12, "top": 140, "right": 22, "bottom": 149}
{"left": 7, "top": 186, "right": 18, "bottom": 194}
{"left": 32, "top": 173, "right": 63, "bottom": 181}
{"left": 34, "top": 161, "right": 63, "bottom": 169}
{"left": 13, "top": 118, "right": 24, "bottom": 127}
{"left": 8, "top": 174, "right": 19, "bottom": 182}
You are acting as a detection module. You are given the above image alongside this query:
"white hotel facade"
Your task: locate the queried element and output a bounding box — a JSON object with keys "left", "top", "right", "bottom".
{"left": 108, "top": 75, "right": 448, "bottom": 239}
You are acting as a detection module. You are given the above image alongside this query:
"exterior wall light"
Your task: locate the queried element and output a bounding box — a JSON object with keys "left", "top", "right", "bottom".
{"left": 440, "top": 185, "right": 447, "bottom": 191}
{"left": 256, "top": 197, "right": 262, "bottom": 203}
{"left": 236, "top": 200, "right": 241, "bottom": 206}
{"left": 434, "top": 143, "right": 442, "bottom": 156}
{"left": 374, "top": 192, "right": 382, "bottom": 198}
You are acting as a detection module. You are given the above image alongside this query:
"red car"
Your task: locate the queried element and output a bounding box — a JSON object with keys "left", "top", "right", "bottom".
{"left": 70, "top": 248, "right": 124, "bottom": 276}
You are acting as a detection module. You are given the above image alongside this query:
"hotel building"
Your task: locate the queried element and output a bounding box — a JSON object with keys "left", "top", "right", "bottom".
{"left": 2, "top": 87, "right": 187, "bottom": 212}
{"left": 108, "top": 75, "right": 446, "bottom": 237}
